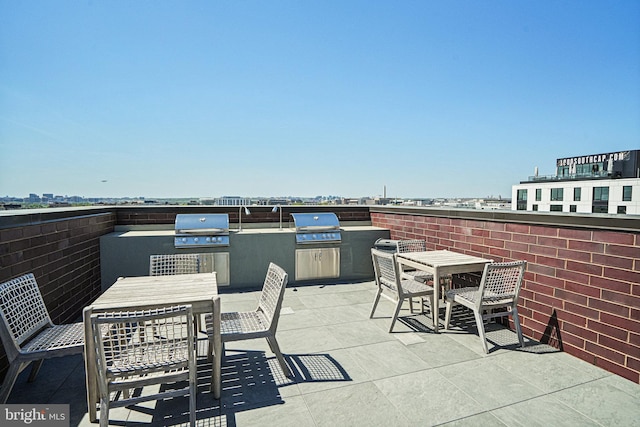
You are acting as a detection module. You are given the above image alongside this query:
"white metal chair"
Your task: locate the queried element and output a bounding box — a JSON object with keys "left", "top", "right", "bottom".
{"left": 87, "top": 304, "right": 197, "bottom": 427}
{"left": 0, "top": 273, "right": 85, "bottom": 403}
{"left": 206, "top": 262, "right": 291, "bottom": 397}
{"left": 149, "top": 254, "right": 202, "bottom": 276}
{"left": 444, "top": 260, "right": 527, "bottom": 353}
{"left": 370, "top": 249, "right": 435, "bottom": 332}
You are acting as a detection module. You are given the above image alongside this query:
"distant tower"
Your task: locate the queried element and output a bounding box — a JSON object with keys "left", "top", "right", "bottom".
{"left": 383, "top": 185, "right": 386, "bottom": 198}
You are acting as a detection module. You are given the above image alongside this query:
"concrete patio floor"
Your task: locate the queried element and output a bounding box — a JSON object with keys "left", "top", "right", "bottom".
{"left": 7, "top": 280, "right": 640, "bottom": 426}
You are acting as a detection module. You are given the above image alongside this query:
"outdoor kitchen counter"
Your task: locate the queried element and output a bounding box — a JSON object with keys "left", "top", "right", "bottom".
{"left": 100, "top": 226, "right": 390, "bottom": 290}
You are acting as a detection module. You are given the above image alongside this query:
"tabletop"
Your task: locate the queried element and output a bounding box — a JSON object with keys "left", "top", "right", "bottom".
{"left": 90, "top": 272, "right": 218, "bottom": 313}
{"left": 396, "top": 250, "right": 492, "bottom": 268}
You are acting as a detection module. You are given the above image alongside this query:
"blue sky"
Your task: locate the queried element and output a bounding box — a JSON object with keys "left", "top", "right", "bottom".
{"left": 1, "top": 1, "right": 638, "bottom": 199}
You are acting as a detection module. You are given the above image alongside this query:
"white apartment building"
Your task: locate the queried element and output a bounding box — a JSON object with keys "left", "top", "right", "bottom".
{"left": 512, "top": 150, "right": 640, "bottom": 215}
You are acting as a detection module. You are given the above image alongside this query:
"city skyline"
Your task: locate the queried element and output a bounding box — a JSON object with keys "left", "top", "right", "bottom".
{"left": 1, "top": 1, "right": 638, "bottom": 199}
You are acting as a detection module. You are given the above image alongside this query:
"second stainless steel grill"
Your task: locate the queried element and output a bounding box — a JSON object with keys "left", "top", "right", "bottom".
{"left": 291, "top": 212, "right": 341, "bottom": 244}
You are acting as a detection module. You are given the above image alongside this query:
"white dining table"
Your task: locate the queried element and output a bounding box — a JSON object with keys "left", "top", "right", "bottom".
{"left": 83, "top": 273, "right": 220, "bottom": 422}
{"left": 395, "top": 250, "right": 492, "bottom": 332}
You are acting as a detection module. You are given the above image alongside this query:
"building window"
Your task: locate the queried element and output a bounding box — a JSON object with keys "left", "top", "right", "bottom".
{"left": 516, "top": 189, "right": 527, "bottom": 211}
{"left": 532, "top": 204, "right": 538, "bottom": 211}
{"left": 551, "top": 188, "right": 564, "bottom": 201}
{"left": 592, "top": 205, "right": 608, "bottom": 213}
{"left": 573, "top": 187, "right": 581, "bottom": 201}
{"left": 617, "top": 206, "right": 627, "bottom": 214}
{"left": 593, "top": 186, "right": 609, "bottom": 201}
{"left": 550, "top": 205, "right": 563, "bottom": 212}
{"left": 570, "top": 205, "right": 577, "bottom": 212}
{"left": 535, "top": 189, "right": 542, "bottom": 201}
{"left": 623, "top": 186, "right": 632, "bottom": 202}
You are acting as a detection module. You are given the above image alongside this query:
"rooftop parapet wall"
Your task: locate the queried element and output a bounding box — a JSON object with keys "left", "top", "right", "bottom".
{"left": 370, "top": 206, "right": 640, "bottom": 383}
{"left": 0, "top": 208, "right": 116, "bottom": 381}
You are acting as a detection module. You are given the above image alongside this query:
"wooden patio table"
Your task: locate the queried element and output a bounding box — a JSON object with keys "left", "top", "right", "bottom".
{"left": 83, "top": 273, "right": 220, "bottom": 423}
{"left": 395, "top": 250, "right": 492, "bottom": 332}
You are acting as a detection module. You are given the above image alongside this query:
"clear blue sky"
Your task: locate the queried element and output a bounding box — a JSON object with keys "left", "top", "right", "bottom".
{"left": 1, "top": 1, "right": 638, "bottom": 199}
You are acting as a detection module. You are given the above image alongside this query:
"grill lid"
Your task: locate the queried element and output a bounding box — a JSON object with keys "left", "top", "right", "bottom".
{"left": 291, "top": 212, "right": 340, "bottom": 231}
{"left": 174, "top": 214, "right": 230, "bottom": 248}
{"left": 292, "top": 212, "right": 341, "bottom": 244}
{"left": 175, "top": 214, "right": 229, "bottom": 234}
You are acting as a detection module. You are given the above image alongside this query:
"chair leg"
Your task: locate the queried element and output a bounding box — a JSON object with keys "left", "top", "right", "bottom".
{"left": 99, "top": 395, "right": 110, "bottom": 427}
{"left": 511, "top": 308, "right": 525, "bottom": 348}
{"left": 369, "top": 289, "right": 382, "bottom": 318}
{"left": 409, "top": 298, "right": 415, "bottom": 313}
{"left": 189, "top": 375, "right": 197, "bottom": 426}
{"left": 389, "top": 299, "right": 404, "bottom": 332}
{"left": 28, "top": 360, "right": 44, "bottom": 382}
{"left": 444, "top": 300, "right": 453, "bottom": 330}
{"left": 266, "top": 336, "right": 292, "bottom": 377}
{"left": 473, "top": 310, "right": 489, "bottom": 354}
{"left": 0, "top": 361, "right": 25, "bottom": 403}
{"left": 424, "top": 295, "right": 433, "bottom": 316}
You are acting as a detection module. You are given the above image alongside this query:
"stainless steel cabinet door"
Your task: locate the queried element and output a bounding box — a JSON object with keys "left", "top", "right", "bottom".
{"left": 295, "top": 248, "right": 340, "bottom": 281}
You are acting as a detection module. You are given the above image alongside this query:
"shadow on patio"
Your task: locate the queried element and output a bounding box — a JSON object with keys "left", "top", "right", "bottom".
{"left": 5, "top": 281, "right": 640, "bottom": 426}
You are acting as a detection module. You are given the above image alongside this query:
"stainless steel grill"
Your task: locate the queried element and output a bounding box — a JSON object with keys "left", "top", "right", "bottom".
{"left": 174, "top": 214, "right": 230, "bottom": 248}
{"left": 292, "top": 212, "right": 341, "bottom": 244}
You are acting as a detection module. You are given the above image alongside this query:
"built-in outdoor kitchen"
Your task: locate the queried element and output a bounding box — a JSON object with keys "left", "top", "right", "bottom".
{"left": 100, "top": 209, "right": 390, "bottom": 291}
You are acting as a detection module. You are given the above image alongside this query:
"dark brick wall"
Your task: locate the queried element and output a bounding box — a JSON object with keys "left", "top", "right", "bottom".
{"left": 0, "top": 211, "right": 115, "bottom": 376}
{"left": 371, "top": 210, "right": 640, "bottom": 383}
{"left": 114, "top": 205, "right": 371, "bottom": 227}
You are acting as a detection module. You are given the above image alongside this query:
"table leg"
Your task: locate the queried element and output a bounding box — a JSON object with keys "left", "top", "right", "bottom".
{"left": 210, "top": 297, "right": 222, "bottom": 399}
{"left": 433, "top": 267, "right": 440, "bottom": 332}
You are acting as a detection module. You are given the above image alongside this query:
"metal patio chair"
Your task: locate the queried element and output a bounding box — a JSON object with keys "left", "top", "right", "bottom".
{"left": 87, "top": 304, "right": 197, "bottom": 427}
{"left": 149, "top": 253, "right": 202, "bottom": 276}
{"left": 444, "top": 260, "right": 527, "bottom": 353}
{"left": 370, "top": 249, "right": 435, "bottom": 332}
{"left": 0, "top": 273, "right": 85, "bottom": 403}
{"left": 150, "top": 253, "right": 211, "bottom": 332}
{"left": 206, "top": 262, "right": 291, "bottom": 397}
{"left": 396, "top": 239, "right": 434, "bottom": 283}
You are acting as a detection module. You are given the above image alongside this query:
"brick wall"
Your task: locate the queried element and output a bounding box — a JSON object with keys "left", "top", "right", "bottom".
{"left": 114, "top": 205, "right": 371, "bottom": 227}
{"left": 0, "top": 211, "right": 115, "bottom": 376}
{"left": 371, "top": 210, "right": 640, "bottom": 383}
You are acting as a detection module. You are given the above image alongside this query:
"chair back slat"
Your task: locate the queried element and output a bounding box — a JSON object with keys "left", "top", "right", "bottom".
{"left": 257, "top": 263, "right": 288, "bottom": 328}
{"left": 479, "top": 261, "right": 526, "bottom": 304}
{"left": 0, "top": 274, "right": 52, "bottom": 350}
{"left": 149, "top": 254, "right": 201, "bottom": 276}
{"left": 371, "top": 249, "right": 400, "bottom": 293}
{"left": 396, "top": 239, "right": 426, "bottom": 253}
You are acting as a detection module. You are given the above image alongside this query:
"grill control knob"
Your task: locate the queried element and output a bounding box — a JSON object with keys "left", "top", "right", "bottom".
{"left": 206, "top": 237, "right": 211, "bottom": 242}
{"left": 182, "top": 238, "right": 187, "bottom": 243}
{"left": 194, "top": 237, "right": 199, "bottom": 243}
